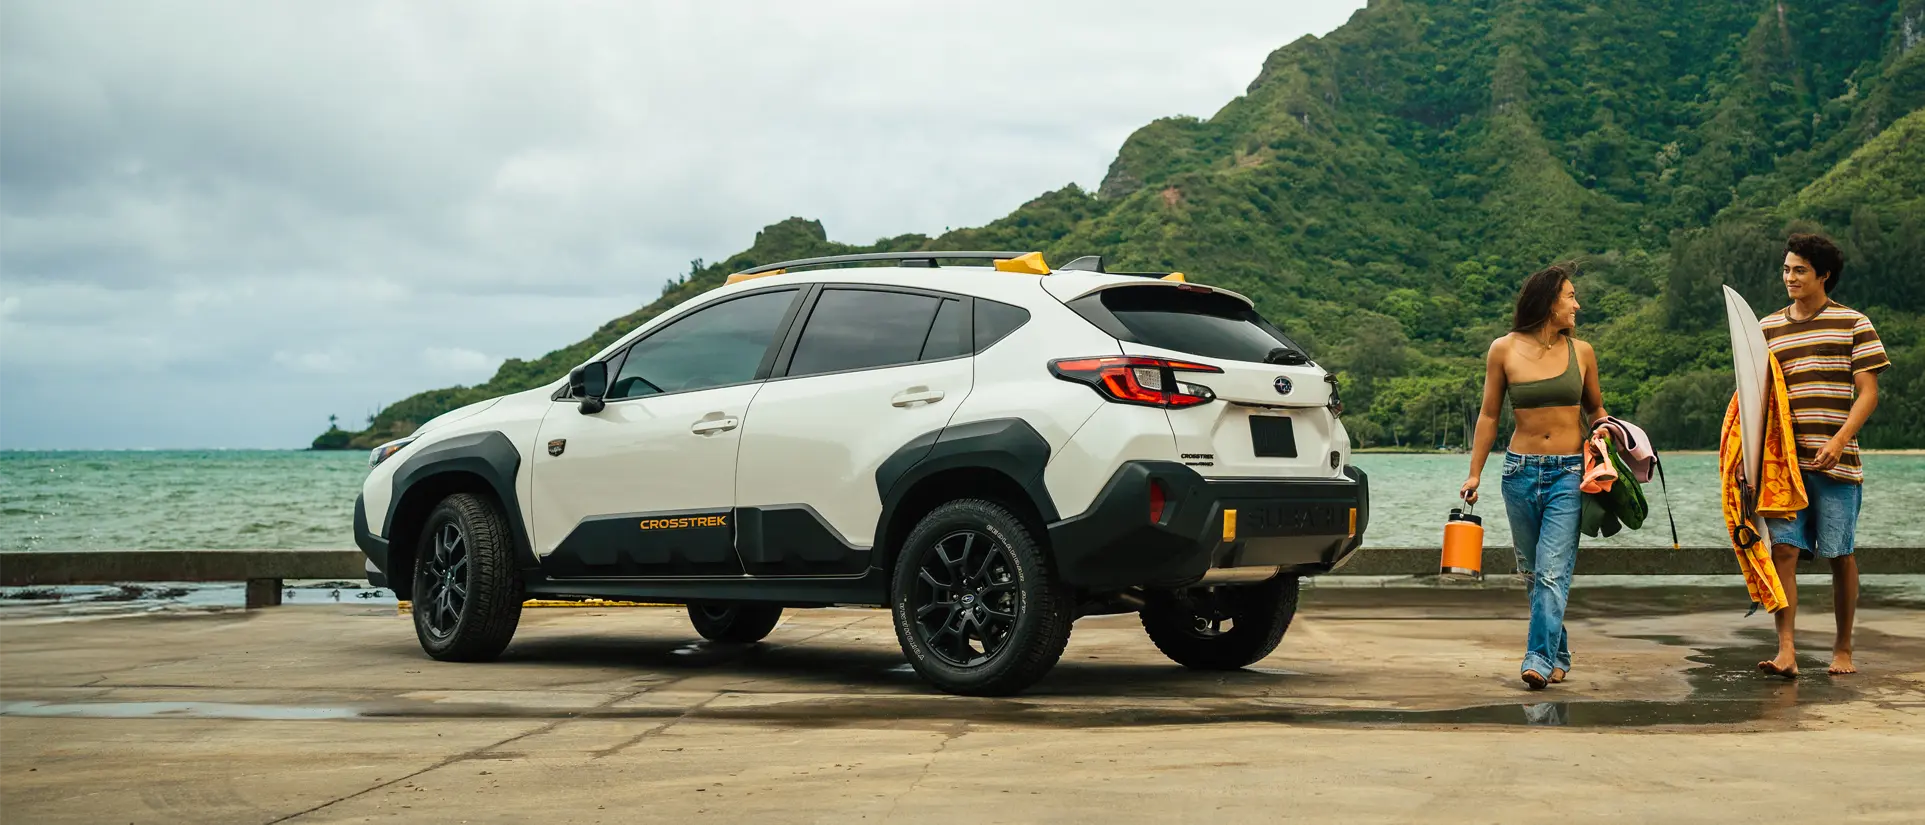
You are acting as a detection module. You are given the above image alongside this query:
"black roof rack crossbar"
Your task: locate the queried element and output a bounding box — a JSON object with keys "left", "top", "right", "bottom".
{"left": 735, "top": 251, "right": 1032, "bottom": 276}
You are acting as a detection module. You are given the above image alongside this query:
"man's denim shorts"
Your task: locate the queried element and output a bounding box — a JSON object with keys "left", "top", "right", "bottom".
{"left": 1765, "top": 470, "right": 1864, "bottom": 560}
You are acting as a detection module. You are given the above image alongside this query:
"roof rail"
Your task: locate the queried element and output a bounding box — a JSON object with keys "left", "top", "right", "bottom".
{"left": 1055, "top": 255, "right": 1187, "bottom": 282}
{"left": 727, "top": 251, "right": 1045, "bottom": 284}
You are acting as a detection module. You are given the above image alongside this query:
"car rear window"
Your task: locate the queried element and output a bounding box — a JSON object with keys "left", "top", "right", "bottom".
{"left": 1068, "top": 286, "right": 1303, "bottom": 363}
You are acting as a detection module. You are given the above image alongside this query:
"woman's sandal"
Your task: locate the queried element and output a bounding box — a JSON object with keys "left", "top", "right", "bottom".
{"left": 1522, "top": 670, "right": 1549, "bottom": 690}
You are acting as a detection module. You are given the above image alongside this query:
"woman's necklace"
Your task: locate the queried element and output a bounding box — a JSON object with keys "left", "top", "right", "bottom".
{"left": 1518, "top": 331, "right": 1556, "bottom": 359}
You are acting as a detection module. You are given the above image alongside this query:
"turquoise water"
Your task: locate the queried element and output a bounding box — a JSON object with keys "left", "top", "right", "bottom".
{"left": 2, "top": 450, "right": 1921, "bottom": 551}
{"left": 1, "top": 451, "right": 368, "bottom": 551}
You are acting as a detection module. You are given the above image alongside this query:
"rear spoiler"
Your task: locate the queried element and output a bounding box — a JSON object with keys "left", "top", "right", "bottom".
{"left": 1058, "top": 256, "right": 1189, "bottom": 282}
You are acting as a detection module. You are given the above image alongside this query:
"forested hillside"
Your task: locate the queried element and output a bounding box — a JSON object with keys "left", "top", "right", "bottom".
{"left": 318, "top": 0, "right": 1925, "bottom": 452}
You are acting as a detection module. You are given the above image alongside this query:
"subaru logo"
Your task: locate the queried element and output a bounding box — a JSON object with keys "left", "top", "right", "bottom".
{"left": 1273, "top": 376, "right": 1293, "bottom": 395}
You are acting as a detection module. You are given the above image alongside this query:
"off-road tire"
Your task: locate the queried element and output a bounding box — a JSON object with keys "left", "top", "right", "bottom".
{"left": 411, "top": 492, "right": 524, "bottom": 662}
{"left": 1140, "top": 575, "right": 1300, "bottom": 670}
{"left": 891, "top": 499, "right": 1073, "bottom": 696}
{"left": 687, "top": 603, "right": 784, "bottom": 643}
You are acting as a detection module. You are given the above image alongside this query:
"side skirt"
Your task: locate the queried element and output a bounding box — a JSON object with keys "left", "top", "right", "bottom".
{"left": 520, "top": 566, "right": 892, "bottom": 608}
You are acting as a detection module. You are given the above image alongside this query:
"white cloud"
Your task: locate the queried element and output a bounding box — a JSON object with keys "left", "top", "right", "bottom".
{"left": 272, "top": 349, "right": 351, "bottom": 374}
{"left": 0, "top": 0, "right": 1366, "bottom": 448}
{"left": 422, "top": 346, "right": 500, "bottom": 380}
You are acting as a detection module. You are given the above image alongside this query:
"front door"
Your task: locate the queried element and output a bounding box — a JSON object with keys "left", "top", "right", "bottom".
{"left": 733, "top": 287, "right": 975, "bottom": 575}
{"left": 531, "top": 287, "right": 802, "bottom": 578}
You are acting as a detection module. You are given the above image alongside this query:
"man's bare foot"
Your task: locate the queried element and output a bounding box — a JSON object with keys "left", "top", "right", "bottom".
{"left": 1550, "top": 668, "right": 1567, "bottom": 683}
{"left": 1758, "top": 651, "right": 1798, "bottom": 679}
{"left": 1828, "top": 651, "right": 1857, "bottom": 675}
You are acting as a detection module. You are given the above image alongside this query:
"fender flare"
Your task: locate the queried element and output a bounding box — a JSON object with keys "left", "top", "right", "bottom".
{"left": 873, "top": 418, "right": 1058, "bottom": 562}
{"left": 384, "top": 430, "right": 539, "bottom": 570}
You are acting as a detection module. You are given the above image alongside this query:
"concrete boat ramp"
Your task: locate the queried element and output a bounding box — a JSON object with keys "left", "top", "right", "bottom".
{"left": 2, "top": 586, "right": 1922, "bottom": 823}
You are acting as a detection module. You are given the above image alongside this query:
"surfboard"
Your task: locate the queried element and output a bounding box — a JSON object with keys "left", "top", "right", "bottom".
{"left": 1722, "top": 285, "right": 1770, "bottom": 544}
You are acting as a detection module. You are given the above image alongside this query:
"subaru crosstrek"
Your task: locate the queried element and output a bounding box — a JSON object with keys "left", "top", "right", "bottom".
{"left": 353, "top": 251, "right": 1369, "bottom": 695}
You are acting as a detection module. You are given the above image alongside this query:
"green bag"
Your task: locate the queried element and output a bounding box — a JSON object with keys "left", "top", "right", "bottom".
{"left": 1580, "top": 433, "right": 1648, "bottom": 538}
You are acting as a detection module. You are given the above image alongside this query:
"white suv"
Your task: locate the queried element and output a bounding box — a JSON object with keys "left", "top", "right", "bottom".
{"left": 353, "top": 251, "right": 1369, "bottom": 695}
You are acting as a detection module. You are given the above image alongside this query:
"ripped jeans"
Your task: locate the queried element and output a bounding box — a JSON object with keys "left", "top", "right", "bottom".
{"left": 1500, "top": 451, "right": 1582, "bottom": 677}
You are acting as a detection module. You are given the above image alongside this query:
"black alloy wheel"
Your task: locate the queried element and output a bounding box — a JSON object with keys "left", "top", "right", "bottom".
{"left": 411, "top": 492, "right": 523, "bottom": 662}
{"left": 890, "top": 499, "right": 1072, "bottom": 696}
{"left": 910, "top": 529, "right": 1020, "bottom": 667}
{"left": 420, "top": 521, "right": 468, "bottom": 641}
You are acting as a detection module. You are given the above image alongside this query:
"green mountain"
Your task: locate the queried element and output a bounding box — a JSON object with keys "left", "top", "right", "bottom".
{"left": 323, "top": 0, "right": 1925, "bottom": 452}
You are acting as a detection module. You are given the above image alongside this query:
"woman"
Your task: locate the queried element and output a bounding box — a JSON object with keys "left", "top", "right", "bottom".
{"left": 1461, "top": 263, "right": 1608, "bottom": 690}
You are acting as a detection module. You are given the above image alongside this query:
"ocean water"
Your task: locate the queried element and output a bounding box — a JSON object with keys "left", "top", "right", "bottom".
{"left": 2, "top": 450, "right": 1921, "bottom": 552}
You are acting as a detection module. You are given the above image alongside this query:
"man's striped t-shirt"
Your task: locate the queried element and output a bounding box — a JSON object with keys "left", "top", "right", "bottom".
{"left": 1760, "top": 301, "right": 1890, "bottom": 483}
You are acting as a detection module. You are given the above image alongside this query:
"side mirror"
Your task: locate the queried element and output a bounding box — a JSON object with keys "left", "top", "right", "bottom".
{"left": 569, "top": 363, "right": 608, "bottom": 415}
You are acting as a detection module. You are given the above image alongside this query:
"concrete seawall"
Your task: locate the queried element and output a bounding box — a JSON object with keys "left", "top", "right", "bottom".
{"left": 5, "top": 545, "right": 1921, "bottom": 592}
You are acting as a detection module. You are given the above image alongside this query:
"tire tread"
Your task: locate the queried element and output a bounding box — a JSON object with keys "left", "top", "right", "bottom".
{"left": 1140, "top": 575, "right": 1299, "bottom": 671}
{"left": 688, "top": 603, "right": 784, "bottom": 643}
{"left": 415, "top": 492, "right": 523, "bottom": 662}
{"left": 893, "top": 498, "right": 1072, "bottom": 696}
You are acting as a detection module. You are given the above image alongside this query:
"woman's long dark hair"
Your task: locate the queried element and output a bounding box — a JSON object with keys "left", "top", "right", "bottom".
{"left": 1511, "top": 262, "right": 1575, "bottom": 336}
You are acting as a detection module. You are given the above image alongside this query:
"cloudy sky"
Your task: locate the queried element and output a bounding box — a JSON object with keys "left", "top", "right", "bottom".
{"left": 1, "top": 0, "right": 1365, "bottom": 449}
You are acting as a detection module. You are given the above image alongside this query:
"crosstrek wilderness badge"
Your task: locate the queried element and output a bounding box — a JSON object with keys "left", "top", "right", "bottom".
{"left": 638, "top": 515, "right": 728, "bottom": 530}
{"left": 547, "top": 439, "right": 566, "bottom": 457}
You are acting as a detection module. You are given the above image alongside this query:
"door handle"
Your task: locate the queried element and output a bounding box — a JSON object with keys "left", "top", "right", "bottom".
{"left": 890, "top": 388, "right": 945, "bottom": 407}
{"left": 690, "top": 416, "right": 739, "bottom": 435}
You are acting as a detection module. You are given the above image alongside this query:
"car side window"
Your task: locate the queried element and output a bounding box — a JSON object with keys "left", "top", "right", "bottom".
{"left": 787, "top": 289, "right": 943, "bottom": 378}
{"left": 606, "top": 289, "right": 797, "bottom": 399}
{"left": 974, "top": 299, "right": 1030, "bottom": 350}
{"left": 920, "top": 298, "right": 970, "bottom": 361}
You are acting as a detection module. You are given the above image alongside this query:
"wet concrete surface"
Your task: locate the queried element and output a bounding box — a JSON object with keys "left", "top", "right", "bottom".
{"left": 2, "top": 588, "right": 1922, "bottom": 823}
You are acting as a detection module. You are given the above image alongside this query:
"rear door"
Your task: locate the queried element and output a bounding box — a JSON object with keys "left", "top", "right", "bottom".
{"left": 1064, "top": 283, "right": 1342, "bottom": 479}
{"left": 732, "top": 286, "right": 975, "bottom": 575}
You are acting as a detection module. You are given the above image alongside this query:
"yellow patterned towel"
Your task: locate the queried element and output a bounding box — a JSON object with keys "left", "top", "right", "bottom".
{"left": 1718, "top": 356, "right": 1806, "bottom": 613}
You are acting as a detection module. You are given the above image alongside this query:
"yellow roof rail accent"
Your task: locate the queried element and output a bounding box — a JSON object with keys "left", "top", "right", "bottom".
{"left": 1162, "top": 272, "right": 1187, "bottom": 282}
{"left": 993, "top": 252, "right": 1050, "bottom": 275}
{"left": 725, "top": 268, "right": 784, "bottom": 286}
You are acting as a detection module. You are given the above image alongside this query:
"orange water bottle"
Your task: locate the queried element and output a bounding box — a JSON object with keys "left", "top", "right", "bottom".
{"left": 1440, "top": 504, "right": 1485, "bottom": 580}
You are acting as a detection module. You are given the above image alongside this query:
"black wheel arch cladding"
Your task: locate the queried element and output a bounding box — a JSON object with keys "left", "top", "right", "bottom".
{"left": 873, "top": 418, "right": 1058, "bottom": 561}
{"left": 383, "top": 430, "right": 538, "bottom": 572}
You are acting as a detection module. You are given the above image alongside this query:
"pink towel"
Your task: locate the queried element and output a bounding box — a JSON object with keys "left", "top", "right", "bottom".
{"left": 1593, "top": 416, "right": 1656, "bottom": 483}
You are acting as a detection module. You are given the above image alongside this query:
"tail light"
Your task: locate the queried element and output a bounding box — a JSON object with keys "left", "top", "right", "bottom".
{"left": 1148, "top": 479, "right": 1168, "bottom": 523}
{"left": 1048, "top": 356, "right": 1222, "bottom": 408}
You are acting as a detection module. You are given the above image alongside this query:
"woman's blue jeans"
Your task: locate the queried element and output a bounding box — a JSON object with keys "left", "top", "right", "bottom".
{"left": 1500, "top": 451, "right": 1582, "bottom": 677}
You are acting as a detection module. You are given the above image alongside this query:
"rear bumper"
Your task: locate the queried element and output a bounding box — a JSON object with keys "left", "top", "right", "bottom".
{"left": 353, "top": 494, "right": 392, "bottom": 588}
{"left": 1046, "top": 462, "right": 1369, "bottom": 590}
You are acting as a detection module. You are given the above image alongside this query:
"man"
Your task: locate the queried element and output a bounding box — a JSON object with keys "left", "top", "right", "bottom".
{"left": 1757, "top": 232, "right": 1888, "bottom": 678}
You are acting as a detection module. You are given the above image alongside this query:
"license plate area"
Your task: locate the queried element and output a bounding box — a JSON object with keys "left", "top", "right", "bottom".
{"left": 1248, "top": 415, "right": 1298, "bottom": 458}
{"left": 1231, "top": 501, "right": 1350, "bottom": 537}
